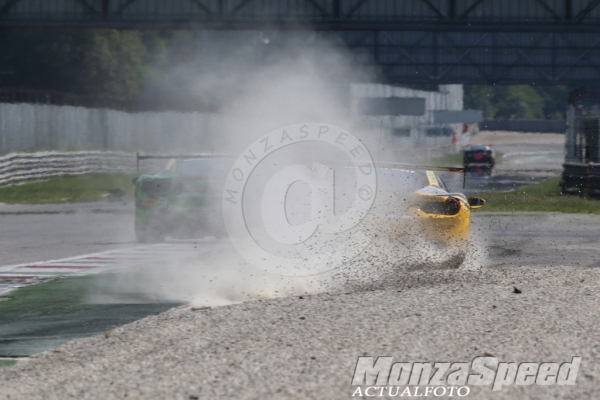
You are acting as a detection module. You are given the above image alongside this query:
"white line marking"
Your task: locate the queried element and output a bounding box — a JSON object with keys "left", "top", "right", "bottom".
{"left": 0, "top": 240, "right": 217, "bottom": 296}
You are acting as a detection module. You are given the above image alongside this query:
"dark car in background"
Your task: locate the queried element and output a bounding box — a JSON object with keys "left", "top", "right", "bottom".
{"left": 133, "top": 155, "right": 232, "bottom": 242}
{"left": 463, "top": 145, "right": 495, "bottom": 174}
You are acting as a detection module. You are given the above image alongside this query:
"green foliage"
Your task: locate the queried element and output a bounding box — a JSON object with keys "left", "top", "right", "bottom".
{"left": 0, "top": 29, "right": 147, "bottom": 100}
{"left": 0, "top": 173, "right": 136, "bottom": 204}
{"left": 536, "top": 86, "right": 570, "bottom": 119}
{"left": 478, "top": 177, "right": 600, "bottom": 213}
{"left": 465, "top": 85, "right": 568, "bottom": 120}
{"left": 137, "top": 31, "right": 199, "bottom": 83}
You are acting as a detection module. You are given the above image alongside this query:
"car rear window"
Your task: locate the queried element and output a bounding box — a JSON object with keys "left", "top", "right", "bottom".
{"left": 469, "top": 145, "right": 487, "bottom": 152}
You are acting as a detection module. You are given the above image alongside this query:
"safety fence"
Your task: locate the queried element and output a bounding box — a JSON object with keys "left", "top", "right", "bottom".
{"left": 0, "top": 151, "right": 135, "bottom": 187}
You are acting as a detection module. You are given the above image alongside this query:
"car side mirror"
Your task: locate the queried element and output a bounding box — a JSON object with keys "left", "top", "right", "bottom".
{"left": 132, "top": 177, "right": 139, "bottom": 185}
{"left": 468, "top": 196, "right": 485, "bottom": 209}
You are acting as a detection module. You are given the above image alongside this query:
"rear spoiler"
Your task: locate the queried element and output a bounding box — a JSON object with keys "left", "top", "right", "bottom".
{"left": 377, "top": 162, "right": 467, "bottom": 188}
{"left": 135, "top": 155, "right": 467, "bottom": 187}
{"left": 377, "top": 162, "right": 464, "bottom": 173}
{"left": 136, "top": 152, "right": 233, "bottom": 172}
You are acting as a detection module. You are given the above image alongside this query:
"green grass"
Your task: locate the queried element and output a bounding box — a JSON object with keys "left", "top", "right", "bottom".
{"left": 0, "top": 276, "right": 100, "bottom": 317}
{"left": 0, "top": 274, "right": 182, "bottom": 357}
{"left": 0, "top": 173, "right": 137, "bottom": 204}
{"left": 478, "top": 176, "right": 600, "bottom": 214}
{"left": 428, "top": 152, "right": 464, "bottom": 166}
{"left": 0, "top": 273, "right": 159, "bottom": 317}
{"left": 0, "top": 359, "right": 17, "bottom": 368}
{"left": 0, "top": 273, "right": 180, "bottom": 317}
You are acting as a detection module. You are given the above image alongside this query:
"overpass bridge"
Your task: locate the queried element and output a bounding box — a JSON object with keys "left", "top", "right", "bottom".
{"left": 2, "top": 0, "right": 600, "bottom": 85}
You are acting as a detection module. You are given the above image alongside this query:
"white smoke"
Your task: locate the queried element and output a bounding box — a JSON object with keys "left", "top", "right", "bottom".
{"left": 95, "top": 32, "right": 487, "bottom": 306}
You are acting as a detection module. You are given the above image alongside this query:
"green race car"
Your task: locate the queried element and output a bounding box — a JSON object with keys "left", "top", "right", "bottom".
{"left": 133, "top": 155, "right": 231, "bottom": 242}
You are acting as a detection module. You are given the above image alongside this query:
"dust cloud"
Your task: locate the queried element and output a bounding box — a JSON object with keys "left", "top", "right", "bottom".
{"left": 98, "top": 33, "right": 488, "bottom": 307}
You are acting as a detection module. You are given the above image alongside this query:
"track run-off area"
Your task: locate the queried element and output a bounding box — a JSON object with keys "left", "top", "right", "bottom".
{"left": 1, "top": 133, "right": 600, "bottom": 399}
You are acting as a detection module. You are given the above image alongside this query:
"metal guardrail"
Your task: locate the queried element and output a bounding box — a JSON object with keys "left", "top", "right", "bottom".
{"left": 480, "top": 119, "right": 566, "bottom": 133}
{"left": 0, "top": 151, "right": 135, "bottom": 187}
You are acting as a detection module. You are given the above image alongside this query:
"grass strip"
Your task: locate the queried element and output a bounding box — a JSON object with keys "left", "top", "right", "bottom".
{"left": 0, "top": 173, "right": 136, "bottom": 204}
{"left": 0, "top": 274, "right": 182, "bottom": 357}
{"left": 478, "top": 176, "right": 600, "bottom": 214}
{"left": 0, "top": 211, "right": 75, "bottom": 216}
{"left": 0, "top": 359, "right": 17, "bottom": 368}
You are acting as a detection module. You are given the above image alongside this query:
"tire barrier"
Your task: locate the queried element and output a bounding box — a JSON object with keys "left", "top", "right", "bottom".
{"left": 0, "top": 151, "right": 135, "bottom": 187}
{"left": 561, "top": 162, "right": 600, "bottom": 195}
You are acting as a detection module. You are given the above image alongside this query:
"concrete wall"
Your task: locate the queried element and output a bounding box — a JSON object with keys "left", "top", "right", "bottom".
{"left": 0, "top": 103, "right": 217, "bottom": 155}
{"left": 0, "top": 83, "right": 464, "bottom": 162}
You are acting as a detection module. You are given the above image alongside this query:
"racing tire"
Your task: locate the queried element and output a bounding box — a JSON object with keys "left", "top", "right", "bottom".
{"left": 445, "top": 251, "right": 466, "bottom": 269}
{"left": 135, "top": 227, "right": 164, "bottom": 243}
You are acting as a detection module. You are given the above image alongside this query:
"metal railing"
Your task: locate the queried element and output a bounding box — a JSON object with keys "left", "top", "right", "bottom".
{"left": 0, "top": 151, "right": 135, "bottom": 187}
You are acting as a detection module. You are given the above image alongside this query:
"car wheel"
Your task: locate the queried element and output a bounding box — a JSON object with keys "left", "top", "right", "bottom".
{"left": 136, "top": 227, "right": 164, "bottom": 243}
{"left": 444, "top": 251, "right": 466, "bottom": 269}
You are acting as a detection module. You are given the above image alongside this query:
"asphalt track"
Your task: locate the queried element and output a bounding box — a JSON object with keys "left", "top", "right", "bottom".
{"left": 0, "top": 202, "right": 135, "bottom": 266}
{"left": 465, "top": 131, "right": 564, "bottom": 192}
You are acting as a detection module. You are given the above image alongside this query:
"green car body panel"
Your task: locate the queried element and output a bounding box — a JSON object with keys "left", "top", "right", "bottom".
{"left": 133, "top": 158, "right": 229, "bottom": 242}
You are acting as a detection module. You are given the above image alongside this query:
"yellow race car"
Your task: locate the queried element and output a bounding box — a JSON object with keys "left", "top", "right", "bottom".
{"left": 411, "top": 169, "right": 484, "bottom": 253}
{"left": 371, "top": 165, "right": 485, "bottom": 268}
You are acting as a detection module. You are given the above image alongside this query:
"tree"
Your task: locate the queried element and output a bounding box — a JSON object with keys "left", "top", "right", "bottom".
{"left": 464, "top": 85, "right": 568, "bottom": 120}
{"left": 0, "top": 29, "right": 147, "bottom": 100}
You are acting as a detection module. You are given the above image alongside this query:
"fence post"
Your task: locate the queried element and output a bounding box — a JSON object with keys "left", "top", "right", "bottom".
{"left": 100, "top": 108, "right": 109, "bottom": 151}
{"left": 0, "top": 104, "right": 4, "bottom": 155}
{"left": 565, "top": 105, "right": 576, "bottom": 162}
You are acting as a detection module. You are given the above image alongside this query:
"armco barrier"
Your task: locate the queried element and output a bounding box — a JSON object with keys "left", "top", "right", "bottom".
{"left": 561, "top": 162, "right": 600, "bottom": 194}
{"left": 0, "top": 151, "right": 135, "bottom": 187}
{"left": 480, "top": 119, "right": 566, "bottom": 133}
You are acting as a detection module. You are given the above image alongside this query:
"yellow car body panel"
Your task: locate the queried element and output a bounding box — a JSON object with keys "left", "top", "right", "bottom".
{"left": 407, "top": 170, "right": 474, "bottom": 251}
